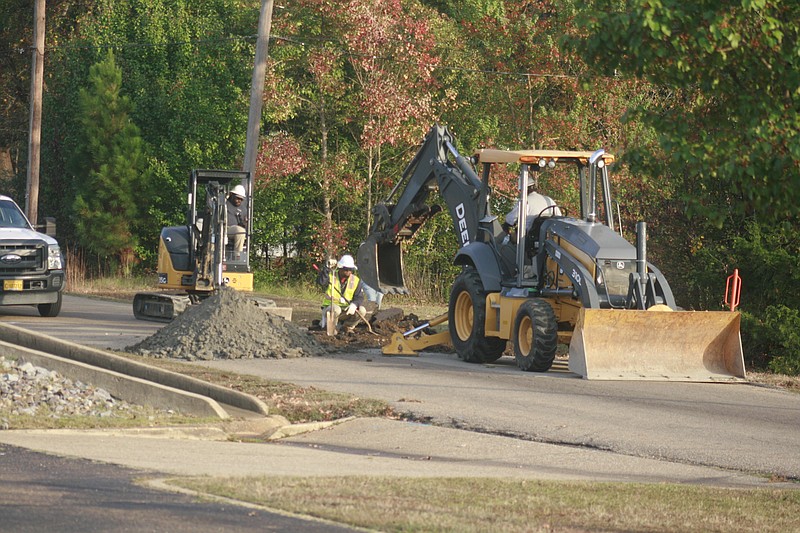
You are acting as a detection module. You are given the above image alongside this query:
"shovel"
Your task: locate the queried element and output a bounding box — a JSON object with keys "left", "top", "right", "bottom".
{"left": 325, "top": 276, "right": 337, "bottom": 337}
{"left": 313, "top": 263, "right": 338, "bottom": 336}
{"left": 326, "top": 306, "right": 336, "bottom": 336}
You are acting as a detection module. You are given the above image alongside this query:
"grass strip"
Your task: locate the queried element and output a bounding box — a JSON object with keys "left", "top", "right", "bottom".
{"left": 172, "top": 476, "right": 800, "bottom": 533}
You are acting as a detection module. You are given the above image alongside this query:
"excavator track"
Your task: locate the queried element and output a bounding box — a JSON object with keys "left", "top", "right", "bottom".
{"left": 132, "top": 292, "right": 192, "bottom": 323}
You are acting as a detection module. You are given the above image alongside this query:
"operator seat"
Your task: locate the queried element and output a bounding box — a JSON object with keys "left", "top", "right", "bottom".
{"left": 526, "top": 205, "right": 563, "bottom": 258}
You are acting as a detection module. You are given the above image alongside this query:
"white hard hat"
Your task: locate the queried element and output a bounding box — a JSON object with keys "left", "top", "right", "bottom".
{"left": 230, "top": 184, "right": 246, "bottom": 198}
{"left": 337, "top": 254, "right": 356, "bottom": 270}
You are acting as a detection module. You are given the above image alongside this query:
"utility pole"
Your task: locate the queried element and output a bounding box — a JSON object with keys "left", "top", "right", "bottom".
{"left": 25, "top": 0, "right": 45, "bottom": 226}
{"left": 242, "top": 0, "right": 274, "bottom": 180}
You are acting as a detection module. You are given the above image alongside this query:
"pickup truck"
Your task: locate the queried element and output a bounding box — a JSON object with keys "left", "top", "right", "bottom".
{"left": 0, "top": 195, "right": 65, "bottom": 317}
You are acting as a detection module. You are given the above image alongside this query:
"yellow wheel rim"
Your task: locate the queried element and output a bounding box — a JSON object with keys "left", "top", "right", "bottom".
{"left": 517, "top": 315, "right": 533, "bottom": 354}
{"left": 453, "top": 291, "right": 474, "bottom": 342}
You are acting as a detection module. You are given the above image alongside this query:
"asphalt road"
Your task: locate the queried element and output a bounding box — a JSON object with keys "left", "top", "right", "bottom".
{"left": 0, "top": 296, "right": 360, "bottom": 532}
{"left": 205, "top": 349, "right": 800, "bottom": 481}
{"left": 3, "top": 294, "right": 800, "bottom": 482}
{"left": 0, "top": 294, "right": 162, "bottom": 351}
{"left": 0, "top": 444, "right": 356, "bottom": 533}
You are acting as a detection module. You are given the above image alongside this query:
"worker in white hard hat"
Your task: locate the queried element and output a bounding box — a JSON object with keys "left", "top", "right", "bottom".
{"left": 318, "top": 253, "right": 367, "bottom": 330}
{"left": 503, "top": 180, "right": 562, "bottom": 235}
{"left": 226, "top": 184, "right": 249, "bottom": 253}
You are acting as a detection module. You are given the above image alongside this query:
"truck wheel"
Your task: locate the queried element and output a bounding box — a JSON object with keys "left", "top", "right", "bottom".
{"left": 513, "top": 298, "right": 557, "bottom": 372}
{"left": 38, "top": 292, "right": 62, "bottom": 318}
{"left": 448, "top": 269, "right": 506, "bottom": 363}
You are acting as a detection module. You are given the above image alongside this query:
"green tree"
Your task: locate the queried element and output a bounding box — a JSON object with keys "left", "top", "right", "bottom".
{"left": 41, "top": 0, "right": 259, "bottom": 257}
{"left": 569, "top": 0, "right": 800, "bottom": 373}
{"left": 71, "top": 50, "right": 148, "bottom": 275}
{"left": 0, "top": 0, "right": 33, "bottom": 192}
{"left": 0, "top": 0, "right": 94, "bottom": 200}
{"left": 568, "top": 0, "right": 800, "bottom": 225}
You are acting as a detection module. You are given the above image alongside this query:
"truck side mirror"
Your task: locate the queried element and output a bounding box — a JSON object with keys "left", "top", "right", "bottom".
{"left": 44, "top": 217, "right": 56, "bottom": 237}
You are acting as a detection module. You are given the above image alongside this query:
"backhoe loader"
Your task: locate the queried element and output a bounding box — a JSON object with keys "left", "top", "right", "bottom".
{"left": 133, "top": 169, "right": 258, "bottom": 321}
{"left": 357, "top": 125, "right": 745, "bottom": 381}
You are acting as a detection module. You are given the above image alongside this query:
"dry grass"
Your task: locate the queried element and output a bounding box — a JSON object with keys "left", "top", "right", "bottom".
{"left": 747, "top": 371, "right": 800, "bottom": 393}
{"left": 120, "top": 355, "right": 397, "bottom": 424}
{"left": 173, "top": 476, "right": 800, "bottom": 533}
{"left": 2, "top": 407, "right": 215, "bottom": 430}
{"left": 67, "top": 274, "right": 152, "bottom": 301}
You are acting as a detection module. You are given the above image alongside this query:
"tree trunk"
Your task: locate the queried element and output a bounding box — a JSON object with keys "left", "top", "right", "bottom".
{"left": 319, "top": 98, "right": 333, "bottom": 257}
{"left": 118, "top": 247, "right": 135, "bottom": 277}
{"left": 365, "top": 140, "right": 383, "bottom": 236}
{"left": 366, "top": 145, "right": 373, "bottom": 235}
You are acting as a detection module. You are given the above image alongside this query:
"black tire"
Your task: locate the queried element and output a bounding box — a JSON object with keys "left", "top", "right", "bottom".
{"left": 448, "top": 269, "right": 506, "bottom": 363}
{"left": 38, "top": 292, "right": 62, "bottom": 318}
{"left": 512, "top": 298, "right": 557, "bottom": 372}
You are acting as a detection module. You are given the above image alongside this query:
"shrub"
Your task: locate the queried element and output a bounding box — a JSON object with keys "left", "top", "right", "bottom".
{"left": 762, "top": 305, "right": 800, "bottom": 375}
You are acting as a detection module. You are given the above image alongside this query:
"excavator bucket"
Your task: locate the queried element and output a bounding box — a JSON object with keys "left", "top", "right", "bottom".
{"left": 356, "top": 237, "right": 409, "bottom": 295}
{"left": 568, "top": 308, "right": 746, "bottom": 381}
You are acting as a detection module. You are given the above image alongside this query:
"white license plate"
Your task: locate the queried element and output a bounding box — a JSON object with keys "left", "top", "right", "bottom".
{"left": 4, "top": 279, "right": 23, "bottom": 291}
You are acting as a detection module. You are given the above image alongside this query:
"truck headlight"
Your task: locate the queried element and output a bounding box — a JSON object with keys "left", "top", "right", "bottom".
{"left": 48, "top": 246, "right": 63, "bottom": 270}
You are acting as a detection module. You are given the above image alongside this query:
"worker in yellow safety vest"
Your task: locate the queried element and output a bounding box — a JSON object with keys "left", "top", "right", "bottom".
{"left": 318, "top": 254, "right": 367, "bottom": 329}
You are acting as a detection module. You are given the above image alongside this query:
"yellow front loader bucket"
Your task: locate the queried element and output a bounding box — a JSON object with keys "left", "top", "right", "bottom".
{"left": 568, "top": 308, "right": 746, "bottom": 381}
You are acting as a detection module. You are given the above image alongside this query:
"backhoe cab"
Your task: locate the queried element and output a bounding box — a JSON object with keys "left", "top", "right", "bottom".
{"left": 359, "top": 125, "right": 745, "bottom": 381}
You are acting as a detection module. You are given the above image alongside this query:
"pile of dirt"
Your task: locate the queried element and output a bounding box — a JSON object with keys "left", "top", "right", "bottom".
{"left": 126, "top": 287, "right": 329, "bottom": 360}
{"left": 309, "top": 307, "right": 453, "bottom": 352}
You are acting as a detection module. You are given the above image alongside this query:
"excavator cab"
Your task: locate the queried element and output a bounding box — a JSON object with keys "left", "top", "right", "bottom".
{"left": 188, "top": 169, "right": 253, "bottom": 278}
{"left": 133, "top": 169, "right": 254, "bottom": 321}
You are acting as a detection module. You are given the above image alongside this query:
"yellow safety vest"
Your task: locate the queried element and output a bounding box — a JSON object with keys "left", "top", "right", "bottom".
{"left": 323, "top": 271, "right": 361, "bottom": 308}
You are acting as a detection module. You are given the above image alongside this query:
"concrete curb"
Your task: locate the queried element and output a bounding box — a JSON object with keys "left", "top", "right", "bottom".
{"left": 0, "top": 322, "right": 269, "bottom": 418}
{"left": 265, "top": 416, "right": 356, "bottom": 440}
{"left": 2, "top": 341, "right": 228, "bottom": 419}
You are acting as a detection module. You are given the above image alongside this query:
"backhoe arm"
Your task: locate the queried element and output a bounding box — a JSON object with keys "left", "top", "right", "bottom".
{"left": 357, "top": 124, "right": 494, "bottom": 294}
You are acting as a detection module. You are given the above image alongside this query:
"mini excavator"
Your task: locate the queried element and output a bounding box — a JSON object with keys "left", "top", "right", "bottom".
{"left": 133, "top": 169, "right": 289, "bottom": 322}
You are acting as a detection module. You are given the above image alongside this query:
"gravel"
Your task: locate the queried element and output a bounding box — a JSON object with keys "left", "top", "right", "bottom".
{"left": 126, "top": 287, "right": 329, "bottom": 361}
{"left": 1, "top": 288, "right": 329, "bottom": 426}
{"left": 0, "top": 356, "right": 149, "bottom": 427}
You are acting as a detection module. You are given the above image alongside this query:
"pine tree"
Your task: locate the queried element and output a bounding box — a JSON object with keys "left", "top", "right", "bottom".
{"left": 72, "top": 50, "right": 147, "bottom": 275}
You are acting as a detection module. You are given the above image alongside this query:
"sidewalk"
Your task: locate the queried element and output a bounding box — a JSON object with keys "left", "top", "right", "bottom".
{"left": 0, "top": 417, "right": 789, "bottom": 489}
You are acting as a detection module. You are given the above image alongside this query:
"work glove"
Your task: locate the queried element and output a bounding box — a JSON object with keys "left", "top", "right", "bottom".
{"left": 346, "top": 303, "right": 357, "bottom": 315}
{"left": 327, "top": 258, "right": 338, "bottom": 268}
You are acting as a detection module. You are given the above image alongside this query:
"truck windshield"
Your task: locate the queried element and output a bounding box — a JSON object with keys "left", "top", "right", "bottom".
{"left": 0, "top": 200, "right": 32, "bottom": 229}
